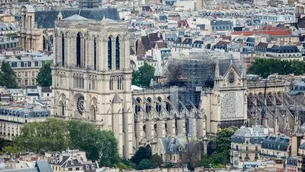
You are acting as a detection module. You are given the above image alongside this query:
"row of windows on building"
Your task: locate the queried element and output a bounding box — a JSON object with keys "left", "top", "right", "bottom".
{"left": 11, "top": 60, "right": 46, "bottom": 68}
{"left": 18, "top": 79, "right": 36, "bottom": 86}
{"left": 0, "top": 42, "right": 18, "bottom": 50}
{"left": 17, "top": 71, "right": 38, "bottom": 78}
{"left": 109, "top": 77, "right": 123, "bottom": 90}
{"left": 0, "top": 123, "right": 21, "bottom": 137}
{"left": 61, "top": 33, "right": 121, "bottom": 70}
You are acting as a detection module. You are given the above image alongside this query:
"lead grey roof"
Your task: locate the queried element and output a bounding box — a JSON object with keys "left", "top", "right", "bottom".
{"left": 35, "top": 160, "right": 53, "bottom": 172}
{"left": 0, "top": 106, "right": 50, "bottom": 118}
{"left": 34, "top": 8, "right": 120, "bottom": 28}
{"left": 0, "top": 168, "right": 39, "bottom": 172}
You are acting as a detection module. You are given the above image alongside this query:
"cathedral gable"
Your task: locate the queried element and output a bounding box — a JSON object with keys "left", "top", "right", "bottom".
{"left": 224, "top": 67, "right": 240, "bottom": 87}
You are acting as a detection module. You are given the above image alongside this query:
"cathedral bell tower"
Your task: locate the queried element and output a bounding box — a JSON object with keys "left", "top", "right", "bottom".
{"left": 52, "top": 15, "right": 134, "bottom": 158}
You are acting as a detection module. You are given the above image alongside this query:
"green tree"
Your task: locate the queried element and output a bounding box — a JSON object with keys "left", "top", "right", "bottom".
{"left": 248, "top": 58, "right": 305, "bottom": 78}
{"left": 131, "top": 145, "right": 152, "bottom": 165}
{"left": 14, "top": 118, "right": 69, "bottom": 153}
{"left": 0, "top": 61, "right": 18, "bottom": 88}
{"left": 2, "top": 145, "right": 21, "bottom": 158}
{"left": 36, "top": 61, "right": 52, "bottom": 87}
{"left": 137, "top": 159, "right": 153, "bottom": 170}
{"left": 151, "top": 154, "right": 163, "bottom": 168}
{"left": 67, "top": 120, "right": 120, "bottom": 167}
{"left": 132, "top": 62, "right": 155, "bottom": 87}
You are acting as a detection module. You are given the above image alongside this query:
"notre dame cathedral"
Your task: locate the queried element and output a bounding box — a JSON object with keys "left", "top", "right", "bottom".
{"left": 52, "top": 15, "right": 250, "bottom": 159}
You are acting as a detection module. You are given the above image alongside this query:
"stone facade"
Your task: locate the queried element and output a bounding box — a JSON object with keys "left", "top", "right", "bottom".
{"left": 201, "top": 60, "right": 248, "bottom": 134}
{"left": 52, "top": 16, "right": 133, "bottom": 158}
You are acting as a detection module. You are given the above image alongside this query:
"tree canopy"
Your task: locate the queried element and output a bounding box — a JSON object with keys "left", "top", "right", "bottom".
{"left": 200, "top": 127, "right": 238, "bottom": 168}
{"left": 36, "top": 61, "right": 52, "bottom": 87}
{"left": 130, "top": 145, "right": 163, "bottom": 170}
{"left": 248, "top": 58, "right": 305, "bottom": 78}
{"left": 0, "top": 61, "right": 18, "bottom": 88}
{"left": 132, "top": 62, "right": 155, "bottom": 87}
{"left": 67, "top": 120, "right": 120, "bottom": 167}
{"left": 11, "top": 119, "right": 120, "bottom": 168}
{"left": 131, "top": 145, "right": 152, "bottom": 165}
{"left": 13, "top": 118, "right": 69, "bottom": 153}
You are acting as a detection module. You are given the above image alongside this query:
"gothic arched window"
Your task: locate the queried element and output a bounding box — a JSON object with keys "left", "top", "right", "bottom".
{"left": 156, "top": 97, "right": 162, "bottom": 113}
{"left": 135, "top": 97, "right": 141, "bottom": 114}
{"left": 108, "top": 37, "right": 112, "bottom": 70}
{"left": 76, "top": 33, "right": 81, "bottom": 67}
{"left": 115, "top": 36, "right": 120, "bottom": 70}
{"left": 61, "top": 33, "right": 65, "bottom": 66}
{"left": 61, "top": 101, "right": 65, "bottom": 116}
{"left": 146, "top": 97, "right": 152, "bottom": 113}
{"left": 94, "top": 38, "right": 97, "bottom": 70}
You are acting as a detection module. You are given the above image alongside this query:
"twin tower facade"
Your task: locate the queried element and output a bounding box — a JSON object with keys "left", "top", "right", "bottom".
{"left": 52, "top": 16, "right": 134, "bottom": 157}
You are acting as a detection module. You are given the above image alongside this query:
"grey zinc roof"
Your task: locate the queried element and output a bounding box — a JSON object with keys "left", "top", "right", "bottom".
{"left": 211, "top": 20, "right": 233, "bottom": 26}
{"left": 35, "top": 160, "right": 53, "bottom": 172}
{"left": 0, "top": 106, "right": 50, "bottom": 118}
{"left": 218, "top": 59, "right": 243, "bottom": 76}
{"left": 0, "top": 168, "right": 39, "bottom": 172}
{"left": 35, "top": 8, "right": 120, "bottom": 28}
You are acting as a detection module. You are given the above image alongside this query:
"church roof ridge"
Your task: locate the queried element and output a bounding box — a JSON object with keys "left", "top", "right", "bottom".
{"left": 62, "top": 14, "right": 90, "bottom": 21}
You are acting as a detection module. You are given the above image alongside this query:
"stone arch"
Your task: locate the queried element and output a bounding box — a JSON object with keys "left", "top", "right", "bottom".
{"left": 166, "top": 96, "right": 171, "bottom": 112}
{"left": 59, "top": 100, "right": 65, "bottom": 116}
{"left": 276, "top": 91, "right": 283, "bottom": 105}
{"left": 61, "top": 31, "right": 65, "bottom": 66}
{"left": 90, "top": 105, "right": 96, "bottom": 121}
{"left": 115, "top": 35, "right": 120, "bottom": 70}
{"left": 135, "top": 97, "right": 141, "bottom": 114}
{"left": 76, "top": 32, "right": 82, "bottom": 67}
{"left": 43, "top": 35, "right": 47, "bottom": 51}
{"left": 107, "top": 35, "right": 114, "bottom": 70}
{"left": 154, "top": 123, "right": 157, "bottom": 137}
{"left": 267, "top": 92, "right": 273, "bottom": 106}
{"left": 146, "top": 97, "right": 152, "bottom": 113}
{"left": 156, "top": 97, "right": 162, "bottom": 113}
{"left": 143, "top": 124, "right": 146, "bottom": 136}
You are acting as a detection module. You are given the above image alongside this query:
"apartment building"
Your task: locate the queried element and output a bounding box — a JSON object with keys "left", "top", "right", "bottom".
{"left": 1, "top": 53, "right": 53, "bottom": 87}
{"left": 0, "top": 105, "right": 50, "bottom": 140}
{"left": 231, "top": 125, "right": 269, "bottom": 168}
{"left": 78, "top": 0, "right": 102, "bottom": 8}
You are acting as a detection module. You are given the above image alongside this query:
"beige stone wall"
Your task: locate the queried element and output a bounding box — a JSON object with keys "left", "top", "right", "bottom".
{"left": 0, "top": 116, "right": 49, "bottom": 140}
{"left": 52, "top": 19, "right": 134, "bottom": 158}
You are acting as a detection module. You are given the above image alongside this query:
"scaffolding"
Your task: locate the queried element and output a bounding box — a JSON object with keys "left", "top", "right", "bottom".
{"left": 167, "top": 50, "right": 242, "bottom": 109}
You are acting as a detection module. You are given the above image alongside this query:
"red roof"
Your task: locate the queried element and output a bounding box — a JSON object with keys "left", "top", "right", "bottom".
{"left": 232, "top": 29, "right": 291, "bottom": 36}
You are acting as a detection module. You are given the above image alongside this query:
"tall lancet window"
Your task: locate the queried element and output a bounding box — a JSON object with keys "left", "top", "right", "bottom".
{"left": 76, "top": 33, "right": 81, "bottom": 67}
{"left": 108, "top": 37, "right": 112, "bottom": 70}
{"left": 115, "top": 36, "right": 120, "bottom": 70}
{"left": 61, "top": 33, "right": 65, "bottom": 66}
{"left": 94, "top": 38, "right": 97, "bottom": 70}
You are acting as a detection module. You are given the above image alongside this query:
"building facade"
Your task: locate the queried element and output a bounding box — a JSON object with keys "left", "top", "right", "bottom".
{"left": 20, "top": 5, "right": 120, "bottom": 52}
{"left": 231, "top": 126, "right": 269, "bottom": 168}
{"left": 3, "top": 54, "right": 52, "bottom": 87}
{"left": 78, "top": 0, "right": 102, "bottom": 8}
{"left": 0, "top": 105, "right": 50, "bottom": 140}
{"left": 52, "top": 15, "right": 133, "bottom": 158}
